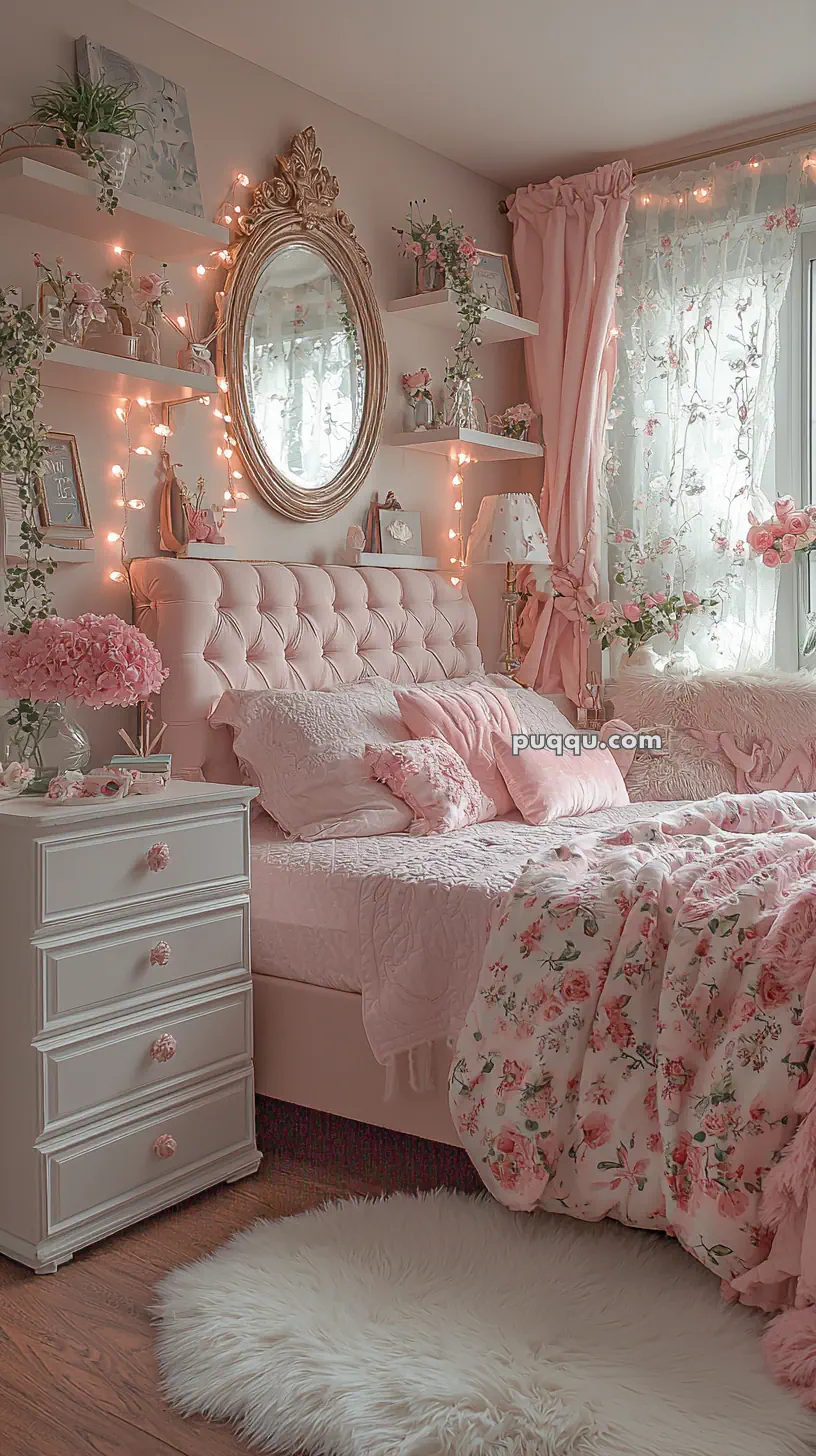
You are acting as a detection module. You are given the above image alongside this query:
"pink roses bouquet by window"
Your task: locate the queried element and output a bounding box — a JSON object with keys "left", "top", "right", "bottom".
{"left": 746, "top": 497, "right": 816, "bottom": 567}
{"left": 585, "top": 589, "right": 719, "bottom": 657}
{"left": 0, "top": 614, "right": 167, "bottom": 708}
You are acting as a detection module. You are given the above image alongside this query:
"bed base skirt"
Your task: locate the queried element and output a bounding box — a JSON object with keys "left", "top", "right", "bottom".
{"left": 252, "top": 972, "right": 460, "bottom": 1147}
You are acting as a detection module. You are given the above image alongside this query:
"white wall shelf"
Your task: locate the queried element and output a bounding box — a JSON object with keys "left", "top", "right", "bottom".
{"left": 355, "top": 552, "right": 439, "bottom": 569}
{"left": 40, "top": 344, "right": 220, "bottom": 403}
{"left": 0, "top": 155, "right": 230, "bottom": 261}
{"left": 6, "top": 540, "right": 94, "bottom": 564}
{"left": 387, "top": 290, "right": 538, "bottom": 344}
{"left": 388, "top": 427, "right": 543, "bottom": 463}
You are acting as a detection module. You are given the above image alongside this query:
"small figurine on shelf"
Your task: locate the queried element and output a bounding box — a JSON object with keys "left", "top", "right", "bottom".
{"left": 63, "top": 277, "right": 106, "bottom": 346}
{"left": 165, "top": 297, "right": 224, "bottom": 375}
{"left": 401, "top": 367, "right": 435, "bottom": 430}
{"left": 490, "top": 402, "right": 536, "bottom": 441}
{"left": 133, "top": 266, "right": 173, "bottom": 364}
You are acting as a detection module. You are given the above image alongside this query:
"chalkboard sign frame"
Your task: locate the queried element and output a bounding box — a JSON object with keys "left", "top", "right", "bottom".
{"left": 37, "top": 433, "right": 93, "bottom": 543}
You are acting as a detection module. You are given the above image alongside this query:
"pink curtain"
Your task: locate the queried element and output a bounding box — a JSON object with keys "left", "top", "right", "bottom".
{"left": 508, "top": 161, "right": 633, "bottom": 702}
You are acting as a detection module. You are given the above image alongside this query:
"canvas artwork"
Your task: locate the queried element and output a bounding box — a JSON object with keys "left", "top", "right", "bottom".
{"left": 378, "top": 509, "right": 422, "bottom": 556}
{"left": 471, "top": 250, "right": 519, "bottom": 315}
{"left": 76, "top": 36, "right": 204, "bottom": 217}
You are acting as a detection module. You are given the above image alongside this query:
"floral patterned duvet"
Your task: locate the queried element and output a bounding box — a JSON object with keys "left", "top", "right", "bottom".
{"left": 449, "top": 791, "right": 816, "bottom": 1322}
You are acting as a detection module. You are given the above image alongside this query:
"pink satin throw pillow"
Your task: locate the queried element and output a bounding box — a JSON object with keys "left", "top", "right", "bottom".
{"left": 365, "top": 739, "right": 495, "bottom": 835}
{"left": 395, "top": 682, "right": 520, "bottom": 816}
{"left": 494, "top": 733, "right": 629, "bottom": 823}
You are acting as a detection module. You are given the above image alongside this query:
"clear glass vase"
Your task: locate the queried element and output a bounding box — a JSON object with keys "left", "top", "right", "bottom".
{"left": 1, "top": 702, "right": 91, "bottom": 794}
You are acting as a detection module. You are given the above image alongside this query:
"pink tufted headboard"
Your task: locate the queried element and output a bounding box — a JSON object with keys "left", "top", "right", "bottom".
{"left": 130, "top": 558, "right": 483, "bottom": 781}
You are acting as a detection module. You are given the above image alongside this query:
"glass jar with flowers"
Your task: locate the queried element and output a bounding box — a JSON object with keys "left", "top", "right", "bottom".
{"left": 400, "top": 367, "right": 435, "bottom": 430}
{"left": 63, "top": 276, "right": 107, "bottom": 347}
{"left": 0, "top": 614, "right": 168, "bottom": 792}
{"left": 490, "top": 402, "right": 536, "bottom": 442}
{"left": 133, "top": 267, "right": 173, "bottom": 365}
{"left": 32, "top": 253, "right": 72, "bottom": 341}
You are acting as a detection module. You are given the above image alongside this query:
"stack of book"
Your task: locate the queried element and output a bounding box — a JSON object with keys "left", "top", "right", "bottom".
{"left": 109, "top": 752, "right": 172, "bottom": 776}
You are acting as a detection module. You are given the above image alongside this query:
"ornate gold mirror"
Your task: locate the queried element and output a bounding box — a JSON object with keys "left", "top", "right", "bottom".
{"left": 220, "top": 128, "right": 387, "bottom": 520}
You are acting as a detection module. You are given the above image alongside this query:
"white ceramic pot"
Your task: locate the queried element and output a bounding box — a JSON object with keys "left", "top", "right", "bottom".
{"left": 87, "top": 132, "right": 136, "bottom": 191}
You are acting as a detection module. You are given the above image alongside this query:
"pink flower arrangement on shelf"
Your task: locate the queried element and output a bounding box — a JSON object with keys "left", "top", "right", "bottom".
{"left": 491, "top": 402, "right": 536, "bottom": 440}
{"left": 0, "top": 614, "right": 167, "bottom": 709}
{"left": 746, "top": 496, "right": 816, "bottom": 567}
{"left": 401, "top": 367, "right": 433, "bottom": 402}
{"left": 585, "top": 588, "right": 719, "bottom": 656}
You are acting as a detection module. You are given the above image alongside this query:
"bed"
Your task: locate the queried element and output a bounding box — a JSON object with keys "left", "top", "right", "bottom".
{"left": 130, "top": 558, "right": 662, "bottom": 1144}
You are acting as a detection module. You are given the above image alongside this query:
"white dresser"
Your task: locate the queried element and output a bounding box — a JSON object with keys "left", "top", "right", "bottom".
{"left": 0, "top": 780, "right": 261, "bottom": 1273}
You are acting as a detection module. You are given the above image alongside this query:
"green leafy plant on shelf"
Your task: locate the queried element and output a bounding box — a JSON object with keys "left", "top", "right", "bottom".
{"left": 29, "top": 71, "right": 147, "bottom": 214}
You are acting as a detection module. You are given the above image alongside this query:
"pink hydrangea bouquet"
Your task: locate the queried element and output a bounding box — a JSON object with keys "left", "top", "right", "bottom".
{"left": 746, "top": 497, "right": 816, "bottom": 567}
{"left": 0, "top": 614, "right": 167, "bottom": 708}
{"left": 585, "top": 589, "right": 719, "bottom": 656}
{"left": 401, "top": 367, "right": 433, "bottom": 402}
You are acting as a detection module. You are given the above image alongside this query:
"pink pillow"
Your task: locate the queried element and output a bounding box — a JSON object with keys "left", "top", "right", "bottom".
{"left": 494, "top": 733, "right": 629, "bottom": 823}
{"left": 365, "top": 740, "right": 495, "bottom": 835}
{"left": 395, "top": 682, "right": 520, "bottom": 816}
{"left": 600, "top": 718, "right": 638, "bottom": 780}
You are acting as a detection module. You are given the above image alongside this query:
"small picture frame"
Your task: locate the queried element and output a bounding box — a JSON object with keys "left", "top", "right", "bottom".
{"left": 37, "top": 433, "right": 93, "bottom": 542}
{"left": 471, "top": 250, "right": 519, "bottom": 315}
{"left": 378, "top": 509, "right": 422, "bottom": 556}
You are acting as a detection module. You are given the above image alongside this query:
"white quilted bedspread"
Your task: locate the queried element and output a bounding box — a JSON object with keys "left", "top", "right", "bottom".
{"left": 251, "top": 802, "right": 686, "bottom": 1066}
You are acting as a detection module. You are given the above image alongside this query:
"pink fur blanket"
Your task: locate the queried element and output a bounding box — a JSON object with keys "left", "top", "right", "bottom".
{"left": 449, "top": 791, "right": 816, "bottom": 1402}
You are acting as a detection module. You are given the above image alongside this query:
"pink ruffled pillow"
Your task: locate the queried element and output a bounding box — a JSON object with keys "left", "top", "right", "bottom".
{"left": 494, "top": 733, "right": 629, "bottom": 824}
{"left": 395, "top": 682, "right": 520, "bottom": 816}
{"left": 365, "top": 739, "right": 495, "bottom": 836}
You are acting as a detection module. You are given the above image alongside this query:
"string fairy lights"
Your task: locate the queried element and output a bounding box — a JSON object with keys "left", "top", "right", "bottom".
{"left": 448, "top": 449, "right": 471, "bottom": 585}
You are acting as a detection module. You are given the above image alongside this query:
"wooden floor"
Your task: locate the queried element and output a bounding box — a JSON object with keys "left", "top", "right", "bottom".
{"left": 0, "top": 1099, "right": 481, "bottom": 1455}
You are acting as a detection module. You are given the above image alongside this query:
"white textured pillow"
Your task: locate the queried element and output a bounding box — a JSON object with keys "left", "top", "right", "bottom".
{"left": 211, "top": 679, "right": 413, "bottom": 839}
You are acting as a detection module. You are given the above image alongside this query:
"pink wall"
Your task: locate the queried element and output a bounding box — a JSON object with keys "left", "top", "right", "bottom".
{"left": 0, "top": 0, "right": 540, "bottom": 758}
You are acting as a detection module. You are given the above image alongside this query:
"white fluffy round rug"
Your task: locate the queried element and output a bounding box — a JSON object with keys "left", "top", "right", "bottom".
{"left": 155, "top": 1190, "right": 816, "bottom": 1456}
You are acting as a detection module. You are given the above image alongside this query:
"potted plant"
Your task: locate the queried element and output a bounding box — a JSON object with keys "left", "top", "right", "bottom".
{"left": 28, "top": 70, "right": 146, "bottom": 213}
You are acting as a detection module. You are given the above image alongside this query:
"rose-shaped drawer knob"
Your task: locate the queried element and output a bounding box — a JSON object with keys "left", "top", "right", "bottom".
{"left": 149, "top": 940, "right": 171, "bottom": 967}
{"left": 152, "top": 1133, "right": 177, "bottom": 1160}
{"left": 150, "top": 1033, "right": 177, "bottom": 1063}
{"left": 146, "top": 841, "right": 170, "bottom": 873}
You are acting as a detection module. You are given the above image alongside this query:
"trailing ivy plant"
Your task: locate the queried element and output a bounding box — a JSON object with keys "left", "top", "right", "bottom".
{"left": 394, "top": 203, "right": 485, "bottom": 402}
{"left": 0, "top": 289, "right": 55, "bottom": 752}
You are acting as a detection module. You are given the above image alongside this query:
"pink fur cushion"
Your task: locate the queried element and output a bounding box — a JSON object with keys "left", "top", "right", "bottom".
{"left": 494, "top": 733, "right": 629, "bottom": 823}
{"left": 610, "top": 669, "right": 816, "bottom": 802}
{"left": 395, "top": 681, "right": 521, "bottom": 817}
{"left": 365, "top": 739, "right": 495, "bottom": 835}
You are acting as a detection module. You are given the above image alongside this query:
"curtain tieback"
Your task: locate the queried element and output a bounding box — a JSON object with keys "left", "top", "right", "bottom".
{"left": 550, "top": 568, "right": 594, "bottom": 623}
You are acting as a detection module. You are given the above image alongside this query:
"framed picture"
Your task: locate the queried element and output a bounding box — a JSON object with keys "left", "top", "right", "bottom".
{"left": 37, "top": 433, "right": 93, "bottom": 542}
{"left": 378, "top": 509, "right": 422, "bottom": 556}
{"left": 471, "top": 250, "right": 519, "bottom": 315}
{"left": 76, "top": 36, "right": 204, "bottom": 218}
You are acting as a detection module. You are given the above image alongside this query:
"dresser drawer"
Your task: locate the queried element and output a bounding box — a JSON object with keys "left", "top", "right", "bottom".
{"left": 41, "top": 986, "right": 252, "bottom": 1129}
{"left": 46, "top": 1073, "right": 255, "bottom": 1233}
{"left": 38, "top": 810, "right": 248, "bottom": 925}
{"left": 41, "top": 902, "right": 248, "bottom": 1029}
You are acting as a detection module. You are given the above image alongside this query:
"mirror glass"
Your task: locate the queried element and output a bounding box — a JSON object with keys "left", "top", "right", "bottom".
{"left": 242, "top": 243, "right": 365, "bottom": 491}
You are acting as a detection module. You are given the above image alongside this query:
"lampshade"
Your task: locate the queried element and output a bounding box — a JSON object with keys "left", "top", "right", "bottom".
{"left": 466, "top": 493, "right": 551, "bottom": 567}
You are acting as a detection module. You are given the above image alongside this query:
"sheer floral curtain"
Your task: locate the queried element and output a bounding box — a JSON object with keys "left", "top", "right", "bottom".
{"left": 605, "top": 143, "right": 816, "bottom": 670}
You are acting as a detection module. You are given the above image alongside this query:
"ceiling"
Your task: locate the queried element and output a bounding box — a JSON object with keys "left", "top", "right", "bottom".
{"left": 136, "top": 0, "right": 816, "bottom": 188}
